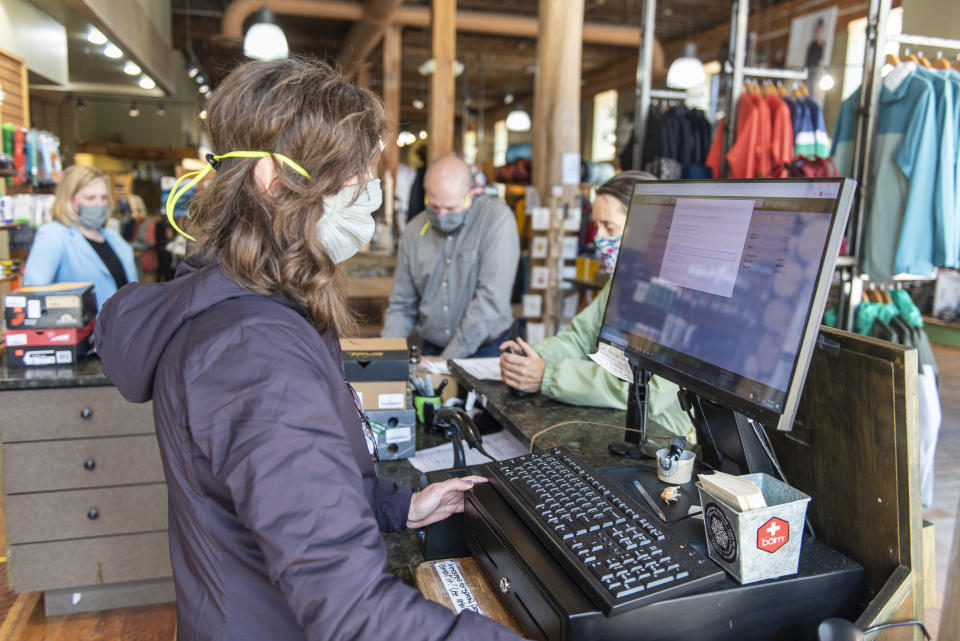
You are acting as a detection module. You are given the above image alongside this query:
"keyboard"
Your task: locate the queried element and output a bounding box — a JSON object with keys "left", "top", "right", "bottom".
{"left": 486, "top": 446, "right": 725, "bottom": 616}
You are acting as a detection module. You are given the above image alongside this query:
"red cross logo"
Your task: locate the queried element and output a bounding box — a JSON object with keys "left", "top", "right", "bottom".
{"left": 757, "top": 517, "right": 789, "bottom": 553}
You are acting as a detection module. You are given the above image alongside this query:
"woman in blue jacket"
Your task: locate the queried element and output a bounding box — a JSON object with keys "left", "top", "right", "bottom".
{"left": 23, "top": 165, "right": 138, "bottom": 309}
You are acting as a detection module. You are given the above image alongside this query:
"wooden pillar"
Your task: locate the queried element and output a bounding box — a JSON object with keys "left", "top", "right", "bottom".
{"left": 532, "top": 0, "right": 584, "bottom": 201}
{"left": 356, "top": 63, "right": 371, "bottom": 90}
{"left": 382, "top": 24, "right": 402, "bottom": 232}
{"left": 428, "top": 0, "right": 456, "bottom": 162}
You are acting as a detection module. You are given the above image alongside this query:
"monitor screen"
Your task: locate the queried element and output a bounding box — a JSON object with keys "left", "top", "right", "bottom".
{"left": 598, "top": 179, "right": 854, "bottom": 431}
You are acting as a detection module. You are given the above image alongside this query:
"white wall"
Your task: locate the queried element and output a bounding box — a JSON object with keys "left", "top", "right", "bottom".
{"left": 0, "top": 0, "right": 68, "bottom": 84}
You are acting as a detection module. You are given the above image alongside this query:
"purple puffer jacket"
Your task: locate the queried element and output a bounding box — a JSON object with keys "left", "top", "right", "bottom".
{"left": 94, "top": 252, "right": 522, "bottom": 641}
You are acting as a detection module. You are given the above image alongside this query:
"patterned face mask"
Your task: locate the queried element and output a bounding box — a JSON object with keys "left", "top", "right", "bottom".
{"left": 594, "top": 235, "right": 622, "bottom": 274}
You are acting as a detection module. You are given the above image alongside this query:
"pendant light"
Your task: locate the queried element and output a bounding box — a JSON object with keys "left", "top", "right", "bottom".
{"left": 666, "top": 42, "right": 706, "bottom": 90}
{"left": 243, "top": 6, "right": 289, "bottom": 60}
{"left": 505, "top": 106, "right": 531, "bottom": 132}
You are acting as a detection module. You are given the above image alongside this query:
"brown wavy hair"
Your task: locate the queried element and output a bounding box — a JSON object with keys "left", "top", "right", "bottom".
{"left": 188, "top": 58, "right": 385, "bottom": 335}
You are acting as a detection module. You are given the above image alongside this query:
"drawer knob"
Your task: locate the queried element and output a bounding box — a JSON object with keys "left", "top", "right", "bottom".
{"left": 80, "top": 408, "right": 93, "bottom": 419}
{"left": 499, "top": 577, "right": 511, "bottom": 594}
{"left": 87, "top": 508, "right": 99, "bottom": 520}
{"left": 83, "top": 459, "right": 96, "bottom": 471}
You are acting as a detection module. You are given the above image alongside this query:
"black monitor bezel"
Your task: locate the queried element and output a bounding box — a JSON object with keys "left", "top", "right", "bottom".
{"left": 598, "top": 177, "right": 856, "bottom": 432}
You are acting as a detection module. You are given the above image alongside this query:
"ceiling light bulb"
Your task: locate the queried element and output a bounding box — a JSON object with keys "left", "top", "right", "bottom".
{"left": 129, "top": 103, "right": 140, "bottom": 118}
{"left": 187, "top": 65, "right": 199, "bottom": 79}
{"left": 104, "top": 43, "right": 123, "bottom": 59}
{"left": 124, "top": 61, "right": 141, "bottom": 76}
{"left": 243, "top": 8, "right": 289, "bottom": 60}
{"left": 506, "top": 107, "right": 531, "bottom": 132}
{"left": 666, "top": 42, "right": 706, "bottom": 90}
{"left": 818, "top": 74, "right": 835, "bottom": 91}
{"left": 156, "top": 103, "right": 166, "bottom": 117}
{"left": 412, "top": 99, "right": 425, "bottom": 110}
{"left": 504, "top": 93, "right": 515, "bottom": 105}
{"left": 139, "top": 75, "right": 156, "bottom": 90}
{"left": 199, "top": 109, "right": 208, "bottom": 120}
{"left": 398, "top": 131, "right": 416, "bottom": 146}
{"left": 199, "top": 85, "right": 211, "bottom": 95}
{"left": 76, "top": 98, "right": 86, "bottom": 112}
{"left": 418, "top": 130, "right": 428, "bottom": 140}
{"left": 87, "top": 27, "right": 107, "bottom": 45}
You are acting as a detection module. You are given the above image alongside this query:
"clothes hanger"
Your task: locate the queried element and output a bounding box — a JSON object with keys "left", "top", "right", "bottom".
{"left": 953, "top": 53, "right": 960, "bottom": 72}
{"left": 885, "top": 52, "right": 901, "bottom": 67}
{"left": 904, "top": 48, "right": 921, "bottom": 65}
{"left": 933, "top": 50, "right": 951, "bottom": 69}
{"left": 917, "top": 51, "right": 933, "bottom": 69}
{"left": 777, "top": 81, "right": 788, "bottom": 97}
{"left": 879, "top": 288, "right": 893, "bottom": 304}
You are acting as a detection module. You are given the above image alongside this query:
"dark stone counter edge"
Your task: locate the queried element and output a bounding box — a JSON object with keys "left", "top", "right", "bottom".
{"left": 0, "top": 355, "right": 113, "bottom": 390}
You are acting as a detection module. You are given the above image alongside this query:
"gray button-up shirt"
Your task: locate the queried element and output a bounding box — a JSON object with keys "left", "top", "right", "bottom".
{"left": 382, "top": 196, "right": 520, "bottom": 359}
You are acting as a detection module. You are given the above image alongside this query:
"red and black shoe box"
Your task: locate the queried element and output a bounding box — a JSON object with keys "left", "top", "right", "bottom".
{"left": 4, "top": 319, "right": 95, "bottom": 368}
{"left": 4, "top": 282, "right": 96, "bottom": 329}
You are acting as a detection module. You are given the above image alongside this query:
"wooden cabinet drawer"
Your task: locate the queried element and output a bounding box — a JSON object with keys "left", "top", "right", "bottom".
{"left": 0, "top": 386, "right": 154, "bottom": 442}
{"left": 5, "top": 484, "right": 168, "bottom": 544}
{"left": 9, "top": 531, "right": 172, "bottom": 592}
{"left": 2, "top": 435, "right": 164, "bottom": 493}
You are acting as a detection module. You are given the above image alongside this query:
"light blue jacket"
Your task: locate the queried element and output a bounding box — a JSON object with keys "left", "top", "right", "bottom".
{"left": 23, "top": 221, "right": 139, "bottom": 310}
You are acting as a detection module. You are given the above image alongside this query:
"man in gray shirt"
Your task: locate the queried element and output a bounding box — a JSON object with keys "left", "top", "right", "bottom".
{"left": 382, "top": 156, "right": 520, "bottom": 361}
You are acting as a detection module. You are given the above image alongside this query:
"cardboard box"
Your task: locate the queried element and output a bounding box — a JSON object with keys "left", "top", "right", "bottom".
{"left": 4, "top": 319, "right": 95, "bottom": 368}
{"left": 4, "top": 282, "right": 96, "bottom": 329}
{"left": 341, "top": 337, "right": 408, "bottom": 381}
{"left": 367, "top": 408, "right": 416, "bottom": 460}
{"left": 352, "top": 381, "right": 408, "bottom": 411}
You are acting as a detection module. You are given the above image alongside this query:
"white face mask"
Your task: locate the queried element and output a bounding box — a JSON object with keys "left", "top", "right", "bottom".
{"left": 316, "top": 179, "right": 382, "bottom": 263}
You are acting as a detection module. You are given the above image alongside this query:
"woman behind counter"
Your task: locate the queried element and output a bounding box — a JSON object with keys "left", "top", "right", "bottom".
{"left": 23, "top": 165, "right": 138, "bottom": 309}
{"left": 499, "top": 170, "right": 695, "bottom": 443}
{"left": 94, "top": 59, "right": 523, "bottom": 641}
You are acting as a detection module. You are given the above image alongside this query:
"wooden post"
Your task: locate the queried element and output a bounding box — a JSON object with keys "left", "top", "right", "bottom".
{"left": 340, "top": 0, "right": 405, "bottom": 72}
{"left": 382, "top": 24, "right": 402, "bottom": 232}
{"left": 428, "top": 0, "right": 456, "bottom": 162}
{"left": 356, "top": 63, "right": 371, "bottom": 90}
{"left": 532, "top": 0, "right": 584, "bottom": 202}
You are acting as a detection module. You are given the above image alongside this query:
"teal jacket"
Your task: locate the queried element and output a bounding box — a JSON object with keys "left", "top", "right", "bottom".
{"left": 533, "top": 281, "right": 696, "bottom": 442}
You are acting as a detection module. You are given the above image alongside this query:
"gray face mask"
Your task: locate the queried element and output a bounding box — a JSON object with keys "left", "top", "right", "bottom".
{"left": 316, "top": 179, "right": 382, "bottom": 263}
{"left": 426, "top": 207, "right": 466, "bottom": 233}
{"left": 77, "top": 204, "right": 109, "bottom": 230}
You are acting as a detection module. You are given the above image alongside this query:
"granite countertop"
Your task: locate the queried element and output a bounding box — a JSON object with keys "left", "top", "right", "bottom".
{"left": 0, "top": 354, "right": 113, "bottom": 390}
{"left": 449, "top": 360, "right": 655, "bottom": 471}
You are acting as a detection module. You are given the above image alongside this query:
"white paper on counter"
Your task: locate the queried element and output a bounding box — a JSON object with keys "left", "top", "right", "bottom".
{"left": 451, "top": 357, "right": 502, "bottom": 381}
{"left": 408, "top": 428, "right": 528, "bottom": 473}
{"left": 588, "top": 342, "right": 633, "bottom": 383}
{"left": 421, "top": 359, "right": 452, "bottom": 376}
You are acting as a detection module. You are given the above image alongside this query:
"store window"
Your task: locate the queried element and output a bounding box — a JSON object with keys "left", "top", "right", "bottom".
{"left": 591, "top": 89, "right": 619, "bottom": 162}
{"left": 842, "top": 7, "right": 903, "bottom": 100}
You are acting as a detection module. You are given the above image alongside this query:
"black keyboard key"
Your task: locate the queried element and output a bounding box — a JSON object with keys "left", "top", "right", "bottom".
{"left": 646, "top": 576, "right": 676, "bottom": 589}
{"left": 614, "top": 584, "right": 645, "bottom": 598}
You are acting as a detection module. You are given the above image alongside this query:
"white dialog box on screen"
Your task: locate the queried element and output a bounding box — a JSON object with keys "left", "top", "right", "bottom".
{"left": 659, "top": 198, "right": 755, "bottom": 298}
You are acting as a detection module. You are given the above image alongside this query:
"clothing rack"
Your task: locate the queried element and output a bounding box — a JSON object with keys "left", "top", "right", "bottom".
{"left": 841, "top": 0, "right": 960, "bottom": 330}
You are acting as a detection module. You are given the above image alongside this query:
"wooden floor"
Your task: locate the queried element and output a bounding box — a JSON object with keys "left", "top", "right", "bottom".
{"left": 0, "top": 346, "right": 956, "bottom": 640}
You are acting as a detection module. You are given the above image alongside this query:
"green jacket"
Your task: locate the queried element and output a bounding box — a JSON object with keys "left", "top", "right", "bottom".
{"left": 534, "top": 281, "right": 696, "bottom": 442}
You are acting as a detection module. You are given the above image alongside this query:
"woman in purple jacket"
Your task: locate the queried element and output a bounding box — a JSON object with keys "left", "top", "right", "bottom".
{"left": 94, "top": 59, "right": 523, "bottom": 641}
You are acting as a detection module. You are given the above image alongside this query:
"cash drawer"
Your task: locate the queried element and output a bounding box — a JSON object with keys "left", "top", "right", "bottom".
{"left": 9, "top": 531, "right": 172, "bottom": 593}
{"left": 0, "top": 386, "right": 155, "bottom": 442}
{"left": 3, "top": 435, "right": 165, "bottom": 493}
{"left": 4, "top": 484, "right": 168, "bottom": 544}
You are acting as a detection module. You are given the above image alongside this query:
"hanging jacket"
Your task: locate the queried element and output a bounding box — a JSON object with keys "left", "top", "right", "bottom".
{"left": 94, "top": 251, "right": 522, "bottom": 641}
{"left": 534, "top": 281, "right": 696, "bottom": 443}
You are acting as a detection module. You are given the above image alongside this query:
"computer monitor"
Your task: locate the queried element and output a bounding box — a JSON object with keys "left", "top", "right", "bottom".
{"left": 599, "top": 179, "right": 855, "bottom": 441}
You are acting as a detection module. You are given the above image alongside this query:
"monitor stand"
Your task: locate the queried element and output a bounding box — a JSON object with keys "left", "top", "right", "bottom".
{"left": 689, "top": 395, "right": 778, "bottom": 477}
{"left": 608, "top": 365, "right": 654, "bottom": 460}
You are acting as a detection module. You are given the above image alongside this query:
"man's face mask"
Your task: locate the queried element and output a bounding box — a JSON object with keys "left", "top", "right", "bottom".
{"left": 594, "top": 235, "right": 622, "bottom": 274}
{"left": 425, "top": 194, "right": 471, "bottom": 233}
{"left": 164, "top": 151, "right": 382, "bottom": 263}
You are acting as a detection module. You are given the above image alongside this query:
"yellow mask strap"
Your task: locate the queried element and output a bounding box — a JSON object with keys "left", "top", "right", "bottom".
{"left": 165, "top": 151, "right": 311, "bottom": 241}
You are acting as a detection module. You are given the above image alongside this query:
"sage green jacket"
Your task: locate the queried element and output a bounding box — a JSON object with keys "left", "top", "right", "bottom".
{"left": 534, "top": 281, "right": 696, "bottom": 442}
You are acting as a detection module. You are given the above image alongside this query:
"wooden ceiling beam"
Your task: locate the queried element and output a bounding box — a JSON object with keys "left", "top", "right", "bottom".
{"left": 217, "top": 0, "right": 644, "bottom": 48}
{"left": 340, "top": 0, "right": 406, "bottom": 72}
